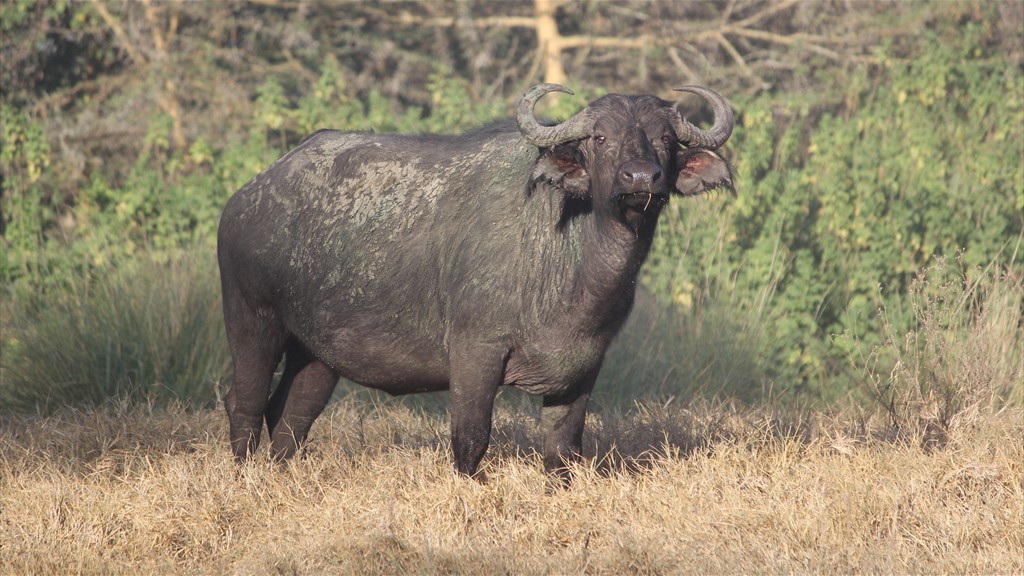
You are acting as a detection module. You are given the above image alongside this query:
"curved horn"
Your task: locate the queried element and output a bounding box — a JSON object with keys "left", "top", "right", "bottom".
{"left": 671, "top": 86, "right": 734, "bottom": 150}
{"left": 516, "top": 83, "right": 594, "bottom": 148}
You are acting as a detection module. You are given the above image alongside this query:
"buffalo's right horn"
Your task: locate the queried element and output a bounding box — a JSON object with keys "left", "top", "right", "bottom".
{"left": 671, "top": 86, "right": 734, "bottom": 150}
{"left": 516, "top": 83, "right": 594, "bottom": 148}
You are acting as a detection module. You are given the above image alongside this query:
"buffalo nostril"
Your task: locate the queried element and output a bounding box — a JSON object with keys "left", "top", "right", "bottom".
{"left": 620, "top": 161, "right": 662, "bottom": 189}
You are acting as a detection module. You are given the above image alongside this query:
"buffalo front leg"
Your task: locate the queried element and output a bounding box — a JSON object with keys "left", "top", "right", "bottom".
{"left": 448, "top": 344, "right": 506, "bottom": 477}
{"left": 541, "top": 370, "right": 598, "bottom": 480}
{"left": 266, "top": 342, "right": 338, "bottom": 461}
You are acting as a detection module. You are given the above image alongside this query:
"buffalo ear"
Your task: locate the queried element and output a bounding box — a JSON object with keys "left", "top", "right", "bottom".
{"left": 532, "top": 145, "right": 591, "bottom": 198}
{"left": 675, "top": 149, "right": 734, "bottom": 196}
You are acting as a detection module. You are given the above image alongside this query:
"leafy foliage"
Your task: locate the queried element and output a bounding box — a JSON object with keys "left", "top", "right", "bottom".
{"left": 643, "top": 10, "right": 1023, "bottom": 400}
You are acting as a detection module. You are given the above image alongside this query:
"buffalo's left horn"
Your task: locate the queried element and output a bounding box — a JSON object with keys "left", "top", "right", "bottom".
{"left": 516, "top": 83, "right": 594, "bottom": 148}
{"left": 671, "top": 86, "right": 734, "bottom": 150}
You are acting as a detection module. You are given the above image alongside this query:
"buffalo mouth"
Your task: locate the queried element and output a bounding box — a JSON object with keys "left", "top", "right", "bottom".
{"left": 614, "top": 190, "right": 669, "bottom": 212}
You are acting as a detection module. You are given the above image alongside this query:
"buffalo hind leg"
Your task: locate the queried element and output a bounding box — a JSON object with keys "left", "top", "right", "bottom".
{"left": 264, "top": 340, "right": 309, "bottom": 443}
{"left": 267, "top": 341, "right": 338, "bottom": 461}
{"left": 222, "top": 291, "right": 285, "bottom": 461}
{"left": 540, "top": 369, "right": 598, "bottom": 481}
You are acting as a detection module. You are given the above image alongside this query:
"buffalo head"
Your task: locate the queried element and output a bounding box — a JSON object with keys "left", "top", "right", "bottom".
{"left": 518, "top": 83, "right": 734, "bottom": 231}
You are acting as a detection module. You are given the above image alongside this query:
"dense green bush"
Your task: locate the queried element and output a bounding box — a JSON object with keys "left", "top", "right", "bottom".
{"left": 643, "top": 19, "right": 1023, "bottom": 401}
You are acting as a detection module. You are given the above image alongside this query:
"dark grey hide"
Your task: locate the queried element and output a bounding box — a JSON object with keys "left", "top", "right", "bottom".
{"left": 217, "top": 84, "right": 734, "bottom": 477}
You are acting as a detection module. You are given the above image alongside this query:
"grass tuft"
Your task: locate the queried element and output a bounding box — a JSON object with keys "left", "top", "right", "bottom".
{"left": 841, "top": 256, "right": 1023, "bottom": 447}
{"left": 1, "top": 251, "right": 230, "bottom": 412}
{"left": 598, "top": 287, "right": 769, "bottom": 407}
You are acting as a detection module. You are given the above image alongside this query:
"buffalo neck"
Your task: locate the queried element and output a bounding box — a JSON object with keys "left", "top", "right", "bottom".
{"left": 496, "top": 136, "right": 659, "bottom": 337}
{"left": 570, "top": 203, "right": 658, "bottom": 334}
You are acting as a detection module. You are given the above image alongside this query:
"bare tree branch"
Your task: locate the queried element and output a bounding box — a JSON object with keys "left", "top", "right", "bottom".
{"left": 142, "top": 0, "right": 186, "bottom": 149}
{"left": 733, "top": 0, "right": 803, "bottom": 29}
{"left": 400, "top": 0, "right": 856, "bottom": 92}
{"left": 667, "top": 46, "right": 700, "bottom": 84}
{"left": 88, "top": 0, "right": 146, "bottom": 65}
{"left": 715, "top": 32, "right": 764, "bottom": 89}
{"left": 559, "top": 35, "right": 652, "bottom": 50}
{"left": 419, "top": 15, "right": 538, "bottom": 28}
{"left": 534, "top": 0, "right": 566, "bottom": 84}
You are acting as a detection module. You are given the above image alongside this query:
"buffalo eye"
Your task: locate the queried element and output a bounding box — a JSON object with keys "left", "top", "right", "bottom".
{"left": 661, "top": 135, "right": 672, "bottom": 146}
{"left": 594, "top": 134, "right": 607, "bottom": 146}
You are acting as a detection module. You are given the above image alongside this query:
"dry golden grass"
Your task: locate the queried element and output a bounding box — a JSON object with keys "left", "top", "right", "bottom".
{"left": 1, "top": 395, "right": 1021, "bottom": 575}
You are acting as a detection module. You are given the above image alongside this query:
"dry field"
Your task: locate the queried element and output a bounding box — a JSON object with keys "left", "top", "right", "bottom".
{"left": 1, "top": 395, "right": 1021, "bottom": 575}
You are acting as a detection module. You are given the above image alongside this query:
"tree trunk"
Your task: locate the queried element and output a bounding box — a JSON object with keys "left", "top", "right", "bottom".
{"left": 534, "top": 0, "right": 566, "bottom": 85}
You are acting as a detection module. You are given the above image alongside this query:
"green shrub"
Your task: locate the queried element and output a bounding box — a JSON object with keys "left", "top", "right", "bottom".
{"left": 1, "top": 104, "right": 58, "bottom": 298}
{"left": 643, "top": 21, "right": 1023, "bottom": 400}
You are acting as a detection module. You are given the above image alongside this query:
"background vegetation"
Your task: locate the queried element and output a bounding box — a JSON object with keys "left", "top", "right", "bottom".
{"left": 2, "top": 2, "right": 1022, "bottom": 573}
{"left": 2, "top": 0, "right": 1022, "bottom": 415}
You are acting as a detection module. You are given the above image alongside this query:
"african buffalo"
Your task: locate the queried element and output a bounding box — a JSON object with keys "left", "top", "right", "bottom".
{"left": 217, "top": 83, "right": 734, "bottom": 477}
